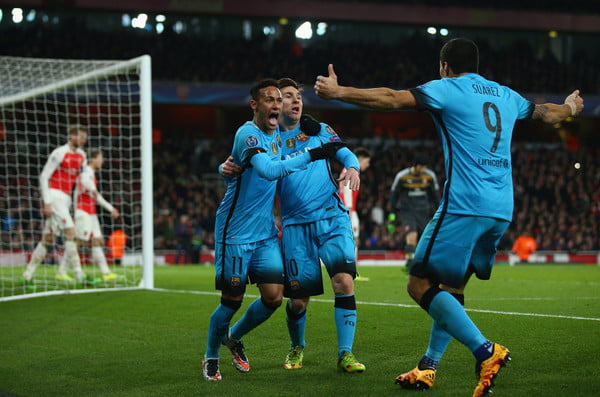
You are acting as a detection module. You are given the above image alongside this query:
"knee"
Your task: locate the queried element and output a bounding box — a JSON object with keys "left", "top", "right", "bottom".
{"left": 289, "top": 298, "right": 308, "bottom": 313}
{"left": 262, "top": 295, "right": 283, "bottom": 309}
{"left": 331, "top": 272, "right": 354, "bottom": 295}
{"left": 406, "top": 275, "right": 433, "bottom": 304}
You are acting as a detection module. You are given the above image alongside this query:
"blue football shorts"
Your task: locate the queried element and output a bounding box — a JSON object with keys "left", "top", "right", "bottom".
{"left": 282, "top": 213, "right": 356, "bottom": 298}
{"left": 411, "top": 211, "right": 509, "bottom": 288}
{"left": 214, "top": 236, "right": 284, "bottom": 296}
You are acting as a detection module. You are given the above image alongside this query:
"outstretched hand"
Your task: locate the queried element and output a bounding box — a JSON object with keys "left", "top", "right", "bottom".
{"left": 314, "top": 64, "right": 340, "bottom": 100}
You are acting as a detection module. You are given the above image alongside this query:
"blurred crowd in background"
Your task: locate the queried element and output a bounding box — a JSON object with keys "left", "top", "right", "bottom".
{"left": 148, "top": 134, "right": 600, "bottom": 254}
{"left": 1, "top": 13, "right": 599, "bottom": 95}
{"left": 1, "top": 7, "right": 599, "bottom": 257}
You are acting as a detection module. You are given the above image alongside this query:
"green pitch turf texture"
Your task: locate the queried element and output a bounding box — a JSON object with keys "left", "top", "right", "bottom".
{"left": 1, "top": 264, "right": 598, "bottom": 396}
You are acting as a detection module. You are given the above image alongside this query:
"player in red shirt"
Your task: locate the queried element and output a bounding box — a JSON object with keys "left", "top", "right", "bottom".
{"left": 73, "top": 149, "right": 122, "bottom": 281}
{"left": 21, "top": 126, "right": 99, "bottom": 290}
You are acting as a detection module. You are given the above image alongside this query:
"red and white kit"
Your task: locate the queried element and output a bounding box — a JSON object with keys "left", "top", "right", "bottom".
{"left": 40, "top": 144, "right": 87, "bottom": 234}
{"left": 74, "top": 165, "right": 115, "bottom": 241}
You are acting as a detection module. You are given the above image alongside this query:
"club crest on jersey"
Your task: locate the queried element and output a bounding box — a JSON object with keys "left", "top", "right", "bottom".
{"left": 329, "top": 136, "right": 341, "bottom": 142}
{"left": 290, "top": 280, "right": 300, "bottom": 290}
{"left": 231, "top": 277, "right": 241, "bottom": 286}
{"left": 286, "top": 138, "right": 296, "bottom": 148}
{"left": 325, "top": 125, "right": 337, "bottom": 135}
{"left": 271, "top": 141, "right": 279, "bottom": 155}
{"left": 276, "top": 135, "right": 282, "bottom": 147}
{"left": 296, "top": 132, "right": 309, "bottom": 142}
{"left": 245, "top": 135, "right": 259, "bottom": 148}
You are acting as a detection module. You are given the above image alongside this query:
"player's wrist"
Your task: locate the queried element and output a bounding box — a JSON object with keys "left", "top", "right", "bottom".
{"left": 564, "top": 101, "right": 576, "bottom": 116}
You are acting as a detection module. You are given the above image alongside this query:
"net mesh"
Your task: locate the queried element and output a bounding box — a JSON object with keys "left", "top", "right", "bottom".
{"left": 0, "top": 56, "right": 146, "bottom": 298}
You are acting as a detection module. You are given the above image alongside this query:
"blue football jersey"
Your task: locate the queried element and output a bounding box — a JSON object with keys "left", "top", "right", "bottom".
{"left": 410, "top": 73, "right": 534, "bottom": 221}
{"left": 215, "top": 121, "right": 310, "bottom": 244}
{"left": 278, "top": 123, "right": 359, "bottom": 226}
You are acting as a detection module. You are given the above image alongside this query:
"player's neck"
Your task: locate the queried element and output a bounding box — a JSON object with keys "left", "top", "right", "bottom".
{"left": 279, "top": 121, "right": 299, "bottom": 132}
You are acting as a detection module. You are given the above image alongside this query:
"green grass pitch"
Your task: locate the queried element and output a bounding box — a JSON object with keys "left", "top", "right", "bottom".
{"left": 1, "top": 264, "right": 599, "bottom": 396}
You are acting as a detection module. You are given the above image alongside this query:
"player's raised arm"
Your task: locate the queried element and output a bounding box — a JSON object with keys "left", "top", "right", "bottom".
{"left": 314, "top": 64, "right": 417, "bottom": 110}
{"left": 531, "top": 90, "right": 584, "bottom": 124}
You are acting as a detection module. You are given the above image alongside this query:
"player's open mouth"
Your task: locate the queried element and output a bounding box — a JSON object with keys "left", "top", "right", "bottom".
{"left": 290, "top": 106, "right": 301, "bottom": 115}
{"left": 268, "top": 112, "right": 279, "bottom": 124}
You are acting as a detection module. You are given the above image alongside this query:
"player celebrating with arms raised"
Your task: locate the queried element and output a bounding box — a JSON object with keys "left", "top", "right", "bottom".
{"left": 203, "top": 78, "right": 345, "bottom": 381}
{"left": 315, "top": 38, "right": 583, "bottom": 396}
{"left": 21, "top": 125, "right": 99, "bottom": 290}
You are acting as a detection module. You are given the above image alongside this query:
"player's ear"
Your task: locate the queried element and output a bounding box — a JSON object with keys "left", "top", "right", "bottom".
{"left": 250, "top": 99, "right": 257, "bottom": 111}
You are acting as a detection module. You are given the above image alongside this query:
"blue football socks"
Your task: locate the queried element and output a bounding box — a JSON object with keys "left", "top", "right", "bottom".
{"left": 230, "top": 298, "right": 277, "bottom": 341}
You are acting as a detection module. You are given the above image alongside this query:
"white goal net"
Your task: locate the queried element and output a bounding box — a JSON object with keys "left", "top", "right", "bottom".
{"left": 0, "top": 55, "right": 153, "bottom": 300}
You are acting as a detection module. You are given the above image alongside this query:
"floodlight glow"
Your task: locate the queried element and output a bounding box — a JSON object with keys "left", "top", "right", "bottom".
{"left": 131, "top": 13, "right": 148, "bottom": 29}
{"left": 26, "top": 9, "right": 35, "bottom": 22}
{"left": 173, "top": 21, "right": 184, "bottom": 34}
{"left": 12, "top": 8, "right": 23, "bottom": 24}
{"left": 295, "top": 21, "right": 313, "bottom": 40}
{"left": 574, "top": 162, "right": 581, "bottom": 170}
{"left": 122, "top": 14, "right": 130, "bottom": 27}
{"left": 156, "top": 14, "right": 166, "bottom": 23}
{"left": 427, "top": 26, "right": 436, "bottom": 35}
{"left": 263, "top": 26, "right": 275, "bottom": 35}
{"left": 156, "top": 22, "right": 164, "bottom": 34}
{"left": 440, "top": 28, "right": 448, "bottom": 36}
{"left": 549, "top": 30, "right": 558, "bottom": 38}
{"left": 316, "top": 22, "right": 327, "bottom": 36}
{"left": 0, "top": 10, "right": 3, "bottom": 23}
{"left": 279, "top": 17, "right": 288, "bottom": 25}
{"left": 243, "top": 20, "right": 252, "bottom": 40}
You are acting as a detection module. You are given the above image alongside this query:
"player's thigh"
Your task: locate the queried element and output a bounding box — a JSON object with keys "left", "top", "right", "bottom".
{"left": 90, "top": 215, "right": 103, "bottom": 240}
{"left": 412, "top": 213, "right": 478, "bottom": 288}
{"left": 214, "top": 242, "right": 253, "bottom": 296}
{"left": 317, "top": 215, "right": 356, "bottom": 279}
{"left": 248, "top": 237, "right": 285, "bottom": 286}
{"left": 74, "top": 210, "right": 93, "bottom": 241}
{"left": 282, "top": 223, "right": 324, "bottom": 298}
{"left": 469, "top": 218, "right": 509, "bottom": 281}
{"left": 43, "top": 190, "right": 74, "bottom": 235}
{"left": 399, "top": 210, "right": 419, "bottom": 234}
{"left": 415, "top": 210, "right": 431, "bottom": 235}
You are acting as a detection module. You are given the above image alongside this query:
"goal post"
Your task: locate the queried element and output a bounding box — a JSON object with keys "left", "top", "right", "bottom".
{"left": 0, "top": 55, "right": 153, "bottom": 300}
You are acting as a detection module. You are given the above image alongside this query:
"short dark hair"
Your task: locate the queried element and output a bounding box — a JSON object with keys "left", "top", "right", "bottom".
{"left": 250, "top": 78, "right": 279, "bottom": 101}
{"left": 354, "top": 147, "right": 372, "bottom": 159}
{"left": 277, "top": 77, "right": 304, "bottom": 93}
{"left": 440, "top": 38, "right": 479, "bottom": 74}
{"left": 89, "top": 149, "right": 102, "bottom": 159}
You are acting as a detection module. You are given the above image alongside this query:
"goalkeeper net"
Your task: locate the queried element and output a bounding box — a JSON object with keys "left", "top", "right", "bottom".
{"left": 0, "top": 55, "right": 153, "bottom": 300}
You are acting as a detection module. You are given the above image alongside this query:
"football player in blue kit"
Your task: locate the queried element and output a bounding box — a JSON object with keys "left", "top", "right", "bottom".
{"left": 314, "top": 38, "right": 584, "bottom": 396}
{"left": 203, "top": 78, "right": 346, "bottom": 381}
{"left": 276, "top": 78, "right": 365, "bottom": 373}
{"left": 219, "top": 78, "right": 365, "bottom": 373}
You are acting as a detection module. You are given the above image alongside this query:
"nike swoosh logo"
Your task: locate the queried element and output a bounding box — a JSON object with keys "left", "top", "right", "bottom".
{"left": 343, "top": 314, "right": 356, "bottom": 318}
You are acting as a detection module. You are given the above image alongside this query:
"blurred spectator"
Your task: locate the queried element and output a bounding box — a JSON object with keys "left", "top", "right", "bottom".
{"left": 174, "top": 215, "right": 194, "bottom": 264}
{"left": 509, "top": 231, "right": 538, "bottom": 265}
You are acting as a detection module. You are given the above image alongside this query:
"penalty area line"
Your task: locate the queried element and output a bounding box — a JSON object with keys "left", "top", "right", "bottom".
{"left": 152, "top": 287, "right": 600, "bottom": 322}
